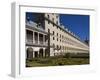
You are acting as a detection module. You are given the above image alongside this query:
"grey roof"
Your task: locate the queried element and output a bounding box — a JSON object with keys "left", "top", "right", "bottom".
{"left": 26, "top": 21, "right": 48, "bottom": 35}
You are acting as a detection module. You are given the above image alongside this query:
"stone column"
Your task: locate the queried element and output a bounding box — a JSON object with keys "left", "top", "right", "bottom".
{"left": 43, "top": 48, "right": 45, "bottom": 57}
{"left": 32, "top": 48, "right": 34, "bottom": 58}
{"left": 38, "top": 33, "right": 39, "bottom": 44}
{"left": 33, "top": 31, "right": 34, "bottom": 44}
{"left": 37, "top": 49, "right": 39, "bottom": 58}
{"left": 43, "top": 34, "right": 45, "bottom": 45}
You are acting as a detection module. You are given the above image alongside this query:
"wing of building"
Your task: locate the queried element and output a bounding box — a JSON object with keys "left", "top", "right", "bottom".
{"left": 26, "top": 13, "right": 89, "bottom": 59}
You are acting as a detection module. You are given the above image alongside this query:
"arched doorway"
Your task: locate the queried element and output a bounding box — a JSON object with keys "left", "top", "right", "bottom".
{"left": 45, "top": 48, "right": 49, "bottom": 57}
{"left": 39, "top": 48, "right": 43, "bottom": 58}
{"left": 27, "top": 47, "right": 33, "bottom": 59}
{"left": 34, "top": 51, "right": 38, "bottom": 58}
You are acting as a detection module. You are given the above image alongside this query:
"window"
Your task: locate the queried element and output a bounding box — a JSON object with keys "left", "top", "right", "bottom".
{"left": 60, "top": 34, "right": 61, "bottom": 38}
{"left": 53, "top": 31, "right": 54, "bottom": 35}
{"left": 62, "top": 35, "right": 63, "bottom": 39}
{"left": 36, "top": 24, "right": 38, "bottom": 27}
{"left": 60, "top": 46, "right": 61, "bottom": 49}
{"left": 26, "top": 30, "right": 33, "bottom": 43}
{"left": 53, "top": 23, "right": 54, "bottom": 27}
{"left": 57, "top": 45, "right": 59, "bottom": 50}
{"left": 45, "top": 35, "right": 47, "bottom": 42}
{"left": 48, "top": 29, "right": 50, "bottom": 33}
{"left": 53, "top": 37, "right": 55, "bottom": 40}
{"left": 57, "top": 33, "right": 58, "bottom": 36}
{"left": 57, "top": 38, "right": 58, "bottom": 41}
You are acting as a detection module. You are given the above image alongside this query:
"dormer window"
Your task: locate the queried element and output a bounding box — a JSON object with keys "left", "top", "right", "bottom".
{"left": 56, "top": 15, "right": 58, "bottom": 18}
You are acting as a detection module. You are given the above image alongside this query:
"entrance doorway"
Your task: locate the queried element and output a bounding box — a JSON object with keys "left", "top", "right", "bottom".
{"left": 27, "top": 47, "right": 33, "bottom": 59}
{"left": 34, "top": 51, "right": 38, "bottom": 58}
{"left": 39, "top": 48, "right": 43, "bottom": 57}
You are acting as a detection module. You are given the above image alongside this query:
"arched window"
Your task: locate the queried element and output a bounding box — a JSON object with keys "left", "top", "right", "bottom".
{"left": 39, "top": 48, "right": 43, "bottom": 57}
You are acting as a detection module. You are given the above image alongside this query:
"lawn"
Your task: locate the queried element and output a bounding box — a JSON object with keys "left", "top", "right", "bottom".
{"left": 26, "top": 56, "right": 89, "bottom": 67}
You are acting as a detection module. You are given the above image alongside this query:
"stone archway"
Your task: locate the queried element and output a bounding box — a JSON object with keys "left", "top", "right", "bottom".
{"left": 39, "top": 48, "right": 43, "bottom": 58}
{"left": 34, "top": 51, "right": 38, "bottom": 58}
{"left": 27, "top": 47, "right": 33, "bottom": 59}
{"left": 45, "top": 48, "right": 49, "bottom": 57}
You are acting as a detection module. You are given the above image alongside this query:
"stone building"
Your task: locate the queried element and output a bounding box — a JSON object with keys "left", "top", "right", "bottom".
{"left": 26, "top": 13, "right": 89, "bottom": 59}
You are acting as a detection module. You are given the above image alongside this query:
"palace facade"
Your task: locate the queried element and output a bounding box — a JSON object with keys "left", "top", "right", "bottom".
{"left": 26, "top": 13, "right": 89, "bottom": 59}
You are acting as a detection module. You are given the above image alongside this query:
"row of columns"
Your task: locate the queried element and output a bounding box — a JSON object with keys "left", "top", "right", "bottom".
{"left": 27, "top": 29, "right": 47, "bottom": 45}
{"left": 33, "top": 48, "right": 45, "bottom": 58}
{"left": 26, "top": 47, "right": 50, "bottom": 59}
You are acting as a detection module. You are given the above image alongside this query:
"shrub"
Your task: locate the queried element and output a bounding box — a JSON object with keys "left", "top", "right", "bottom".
{"left": 63, "top": 53, "right": 71, "bottom": 58}
{"left": 58, "top": 62, "right": 63, "bottom": 65}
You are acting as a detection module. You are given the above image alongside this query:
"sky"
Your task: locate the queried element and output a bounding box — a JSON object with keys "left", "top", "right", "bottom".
{"left": 60, "top": 14, "right": 89, "bottom": 41}
{"left": 26, "top": 12, "right": 89, "bottom": 41}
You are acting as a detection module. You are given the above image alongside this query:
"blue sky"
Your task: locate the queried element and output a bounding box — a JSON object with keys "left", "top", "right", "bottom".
{"left": 26, "top": 12, "right": 89, "bottom": 41}
{"left": 60, "top": 14, "right": 89, "bottom": 41}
